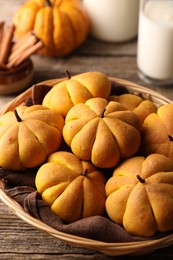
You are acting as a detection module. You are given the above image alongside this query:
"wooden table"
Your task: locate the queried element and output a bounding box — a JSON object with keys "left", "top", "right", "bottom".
{"left": 0, "top": 1, "right": 173, "bottom": 259}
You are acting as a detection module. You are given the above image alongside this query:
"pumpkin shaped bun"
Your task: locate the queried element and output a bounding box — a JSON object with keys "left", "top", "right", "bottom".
{"left": 0, "top": 105, "right": 64, "bottom": 170}
{"left": 63, "top": 97, "right": 142, "bottom": 168}
{"left": 105, "top": 154, "right": 173, "bottom": 237}
{"left": 13, "top": 0, "right": 89, "bottom": 56}
{"left": 35, "top": 151, "right": 106, "bottom": 223}
{"left": 108, "top": 93, "right": 157, "bottom": 123}
{"left": 42, "top": 71, "right": 111, "bottom": 117}
{"left": 140, "top": 104, "right": 173, "bottom": 158}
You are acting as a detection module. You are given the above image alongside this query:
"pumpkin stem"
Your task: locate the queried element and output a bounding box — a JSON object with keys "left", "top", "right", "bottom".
{"left": 45, "top": 0, "right": 52, "bottom": 6}
{"left": 168, "top": 135, "right": 173, "bottom": 142}
{"left": 65, "top": 70, "right": 71, "bottom": 79}
{"left": 136, "top": 175, "right": 145, "bottom": 183}
{"left": 14, "top": 109, "right": 22, "bottom": 122}
{"left": 99, "top": 108, "right": 106, "bottom": 118}
{"left": 81, "top": 169, "right": 88, "bottom": 176}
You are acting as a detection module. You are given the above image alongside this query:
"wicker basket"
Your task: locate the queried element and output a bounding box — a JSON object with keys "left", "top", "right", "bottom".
{"left": 0, "top": 77, "right": 173, "bottom": 256}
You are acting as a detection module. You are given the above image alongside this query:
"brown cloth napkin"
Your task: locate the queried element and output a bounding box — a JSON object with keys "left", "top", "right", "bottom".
{"left": 0, "top": 167, "right": 37, "bottom": 188}
{"left": 5, "top": 185, "right": 143, "bottom": 243}
{"left": 1, "top": 172, "right": 171, "bottom": 243}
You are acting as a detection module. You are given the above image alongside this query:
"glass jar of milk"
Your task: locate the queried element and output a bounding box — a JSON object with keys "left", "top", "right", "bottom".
{"left": 82, "top": 0, "right": 139, "bottom": 42}
{"left": 137, "top": 0, "right": 173, "bottom": 86}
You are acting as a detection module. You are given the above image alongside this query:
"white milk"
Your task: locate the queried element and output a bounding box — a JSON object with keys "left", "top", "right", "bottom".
{"left": 137, "top": 0, "right": 173, "bottom": 82}
{"left": 82, "top": 0, "right": 139, "bottom": 42}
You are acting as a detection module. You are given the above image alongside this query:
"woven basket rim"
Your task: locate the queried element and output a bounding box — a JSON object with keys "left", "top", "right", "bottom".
{"left": 0, "top": 77, "right": 173, "bottom": 256}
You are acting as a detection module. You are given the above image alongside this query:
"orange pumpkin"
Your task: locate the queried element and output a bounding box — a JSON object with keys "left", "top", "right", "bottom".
{"left": 13, "top": 0, "right": 89, "bottom": 56}
{"left": 63, "top": 97, "right": 142, "bottom": 168}
{"left": 140, "top": 104, "right": 173, "bottom": 158}
{"left": 42, "top": 71, "right": 111, "bottom": 117}
{"left": 35, "top": 151, "right": 106, "bottom": 223}
{"left": 105, "top": 154, "right": 173, "bottom": 237}
{"left": 0, "top": 105, "right": 64, "bottom": 170}
{"left": 108, "top": 93, "right": 157, "bottom": 123}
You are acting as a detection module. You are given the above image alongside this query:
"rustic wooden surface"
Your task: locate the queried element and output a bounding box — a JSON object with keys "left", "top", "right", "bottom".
{"left": 1, "top": 1, "right": 173, "bottom": 259}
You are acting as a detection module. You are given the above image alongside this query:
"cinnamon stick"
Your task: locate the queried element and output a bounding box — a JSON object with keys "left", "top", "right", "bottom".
{"left": 0, "top": 23, "right": 15, "bottom": 64}
{"left": 11, "top": 32, "right": 34, "bottom": 52}
{"left": 8, "top": 41, "right": 44, "bottom": 68}
{"left": 0, "top": 21, "right": 5, "bottom": 46}
{"left": 8, "top": 33, "right": 38, "bottom": 63}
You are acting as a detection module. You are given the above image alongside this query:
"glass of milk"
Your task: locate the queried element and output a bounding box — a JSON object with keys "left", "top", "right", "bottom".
{"left": 82, "top": 0, "right": 139, "bottom": 42}
{"left": 137, "top": 0, "right": 173, "bottom": 86}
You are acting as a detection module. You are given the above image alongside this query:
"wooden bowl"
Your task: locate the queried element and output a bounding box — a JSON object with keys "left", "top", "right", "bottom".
{"left": 0, "top": 58, "right": 34, "bottom": 95}
{"left": 0, "top": 77, "right": 173, "bottom": 256}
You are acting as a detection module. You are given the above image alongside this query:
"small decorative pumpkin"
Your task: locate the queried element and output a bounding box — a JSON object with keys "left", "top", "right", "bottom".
{"left": 105, "top": 153, "right": 173, "bottom": 237}
{"left": 0, "top": 105, "right": 64, "bottom": 170}
{"left": 108, "top": 93, "right": 157, "bottom": 123}
{"left": 140, "top": 103, "right": 173, "bottom": 158}
{"left": 63, "top": 97, "right": 142, "bottom": 168}
{"left": 42, "top": 71, "right": 111, "bottom": 117}
{"left": 13, "top": 0, "right": 89, "bottom": 56}
{"left": 35, "top": 151, "right": 106, "bottom": 223}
